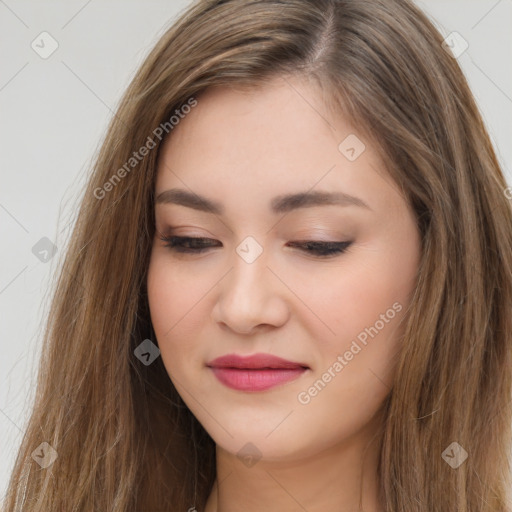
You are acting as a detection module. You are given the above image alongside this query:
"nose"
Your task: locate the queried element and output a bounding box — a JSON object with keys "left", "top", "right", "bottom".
{"left": 211, "top": 245, "right": 290, "bottom": 335}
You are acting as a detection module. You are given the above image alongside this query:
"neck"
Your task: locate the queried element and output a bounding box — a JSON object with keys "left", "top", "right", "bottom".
{"left": 203, "top": 415, "right": 385, "bottom": 512}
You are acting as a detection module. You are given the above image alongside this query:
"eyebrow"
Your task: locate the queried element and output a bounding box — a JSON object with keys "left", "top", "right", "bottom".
{"left": 155, "top": 188, "right": 372, "bottom": 214}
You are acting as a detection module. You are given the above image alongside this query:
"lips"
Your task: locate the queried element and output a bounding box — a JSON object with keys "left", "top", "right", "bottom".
{"left": 206, "top": 353, "right": 309, "bottom": 392}
{"left": 206, "top": 353, "right": 309, "bottom": 370}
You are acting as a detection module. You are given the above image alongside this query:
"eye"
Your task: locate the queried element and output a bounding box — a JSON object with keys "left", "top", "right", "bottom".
{"left": 158, "top": 235, "right": 352, "bottom": 258}
{"left": 159, "top": 236, "right": 221, "bottom": 253}
{"left": 286, "top": 240, "right": 352, "bottom": 257}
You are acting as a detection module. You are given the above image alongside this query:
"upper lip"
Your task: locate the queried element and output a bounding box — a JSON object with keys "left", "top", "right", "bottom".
{"left": 207, "top": 353, "right": 309, "bottom": 370}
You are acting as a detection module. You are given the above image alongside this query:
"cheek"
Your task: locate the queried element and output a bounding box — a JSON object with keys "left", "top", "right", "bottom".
{"left": 147, "top": 255, "right": 177, "bottom": 336}
{"left": 146, "top": 251, "right": 219, "bottom": 382}
{"left": 147, "top": 254, "right": 197, "bottom": 358}
{"left": 147, "top": 250, "right": 207, "bottom": 331}
{"left": 346, "top": 230, "right": 417, "bottom": 327}
{"left": 296, "top": 259, "right": 413, "bottom": 341}
{"left": 297, "top": 240, "right": 418, "bottom": 387}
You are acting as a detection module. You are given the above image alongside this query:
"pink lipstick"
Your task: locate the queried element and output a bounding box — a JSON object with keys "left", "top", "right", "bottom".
{"left": 206, "top": 353, "right": 309, "bottom": 391}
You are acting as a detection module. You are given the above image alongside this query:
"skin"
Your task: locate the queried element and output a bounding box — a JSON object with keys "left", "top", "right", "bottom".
{"left": 147, "top": 75, "right": 421, "bottom": 512}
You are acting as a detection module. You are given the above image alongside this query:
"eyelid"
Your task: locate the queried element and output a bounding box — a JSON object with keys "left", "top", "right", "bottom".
{"left": 158, "top": 224, "right": 347, "bottom": 239}
{"left": 158, "top": 234, "right": 353, "bottom": 258}
{"left": 157, "top": 224, "right": 217, "bottom": 236}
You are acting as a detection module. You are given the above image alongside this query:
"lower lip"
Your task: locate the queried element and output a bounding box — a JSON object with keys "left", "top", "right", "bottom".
{"left": 209, "top": 367, "right": 308, "bottom": 391}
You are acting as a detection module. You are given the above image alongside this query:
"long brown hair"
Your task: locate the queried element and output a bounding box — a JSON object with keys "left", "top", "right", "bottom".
{"left": 3, "top": 0, "right": 512, "bottom": 510}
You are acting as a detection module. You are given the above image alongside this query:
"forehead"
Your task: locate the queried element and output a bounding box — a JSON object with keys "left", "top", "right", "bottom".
{"left": 154, "top": 77, "right": 394, "bottom": 219}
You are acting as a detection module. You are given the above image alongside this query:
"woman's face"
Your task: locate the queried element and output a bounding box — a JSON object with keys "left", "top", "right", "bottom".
{"left": 147, "top": 76, "right": 421, "bottom": 462}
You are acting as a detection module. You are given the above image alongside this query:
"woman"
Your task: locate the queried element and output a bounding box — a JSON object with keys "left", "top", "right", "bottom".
{"left": 3, "top": 0, "right": 512, "bottom": 510}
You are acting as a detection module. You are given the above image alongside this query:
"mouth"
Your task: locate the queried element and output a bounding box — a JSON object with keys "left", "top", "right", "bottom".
{"left": 206, "top": 353, "right": 310, "bottom": 391}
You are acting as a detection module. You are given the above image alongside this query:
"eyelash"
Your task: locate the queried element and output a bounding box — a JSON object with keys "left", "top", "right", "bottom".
{"left": 158, "top": 235, "right": 352, "bottom": 258}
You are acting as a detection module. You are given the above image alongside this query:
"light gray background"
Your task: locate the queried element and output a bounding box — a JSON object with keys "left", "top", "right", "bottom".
{"left": 1, "top": 0, "right": 511, "bottom": 502}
